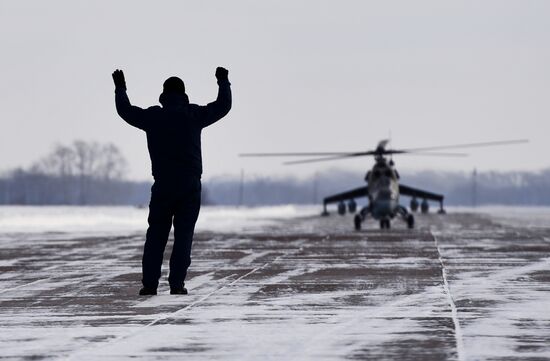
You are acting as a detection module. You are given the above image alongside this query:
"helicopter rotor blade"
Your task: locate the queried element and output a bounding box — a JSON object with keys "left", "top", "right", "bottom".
{"left": 397, "top": 139, "right": 528, "bottom": 153}
{"left": 283, "top": 153, "right": 370, "bottom": 165}
{"left": 282, "top": 151, "right": 468, "bottom": 165}
{"left": 239, "top": 152, "right": 364, "bottom": 157}
{"left": 395, "top": 151, "right": 468, "bottom": 157}
{"left": 241, "top": 139, "right": 526, "bottom": 164}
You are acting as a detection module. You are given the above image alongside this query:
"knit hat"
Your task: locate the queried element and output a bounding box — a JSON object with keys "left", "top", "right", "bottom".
{"left": 162, "top": 77, "right": 186, "bottom": 94}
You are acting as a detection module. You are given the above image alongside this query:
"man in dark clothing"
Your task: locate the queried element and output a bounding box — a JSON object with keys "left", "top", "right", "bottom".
{"left": 112, "top": 67, "right": 232, "bottom": 295}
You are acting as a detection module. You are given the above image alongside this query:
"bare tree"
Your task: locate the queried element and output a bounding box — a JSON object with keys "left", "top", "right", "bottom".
{"left": 98, "top": 143, "right": 127, "bottom": 181}
{"left": 73, "top": 141, "right": 101, "bottom": 204}
{"left": 0, "top": 140, "right": 134, "bottom": 205}
{"left": 54, "top": 145, "right": 76, "bottom": 177}
{"left": 55, "top": 145, "right": 76, "bottom": 203}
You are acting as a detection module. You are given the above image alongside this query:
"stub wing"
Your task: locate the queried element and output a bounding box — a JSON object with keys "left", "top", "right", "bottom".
{"left": 324, "top": 186, "right": 368, "bottom": 205}
{"left": 399, "top": 184, "right": 444, "bottom": 202}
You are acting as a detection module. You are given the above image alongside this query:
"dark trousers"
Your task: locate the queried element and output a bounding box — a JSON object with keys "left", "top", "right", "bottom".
{"left": 142, "top": 177, "right": 201, "bottom": 289}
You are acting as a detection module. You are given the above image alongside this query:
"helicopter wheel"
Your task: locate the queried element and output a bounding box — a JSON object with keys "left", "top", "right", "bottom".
{"left": 406, "top": 214, "right": 415, "bottom": 229}
{"left": 354, "top": 214, "right": 362, "bottom": 231}
{"left": 380, "top": 219, "right": 390, "bottom": 229}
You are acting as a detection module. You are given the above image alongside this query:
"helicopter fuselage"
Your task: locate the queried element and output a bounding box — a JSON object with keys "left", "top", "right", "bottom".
{"left": 366, "top": 157, "right": 400, "bottom": 220}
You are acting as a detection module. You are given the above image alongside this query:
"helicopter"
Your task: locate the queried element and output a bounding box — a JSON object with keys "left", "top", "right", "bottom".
{"left": 241, "top": 139, "right": 528, "bottom": 230}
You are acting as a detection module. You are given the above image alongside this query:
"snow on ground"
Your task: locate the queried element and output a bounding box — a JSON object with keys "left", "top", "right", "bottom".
{"left": 0, "top": 205, "right": 319, "bottom": 236}
{"left": 446, "top": 205, "right": 550, "bottom": 229}
{"left": 0, "top": 205, "right": 548, "bottom": 236}
{"left": 0, "top": 206, "right": 549, "bottom": 360}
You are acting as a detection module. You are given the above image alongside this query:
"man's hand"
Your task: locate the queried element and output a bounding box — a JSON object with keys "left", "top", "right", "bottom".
{"left": 215, "top": 67, "right": 229, "bottom": 82}
{"left": 112, "top": 69, "right": 127, "bottom": 91}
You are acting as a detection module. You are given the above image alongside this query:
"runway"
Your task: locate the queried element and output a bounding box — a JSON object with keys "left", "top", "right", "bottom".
{"left": 1, "top": 210, "right": 549, "bottom": 360}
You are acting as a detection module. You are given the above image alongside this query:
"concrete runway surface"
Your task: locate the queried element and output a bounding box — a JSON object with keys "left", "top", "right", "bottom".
{"left": 1, "top": 211, "right": 549, "bottom": 360}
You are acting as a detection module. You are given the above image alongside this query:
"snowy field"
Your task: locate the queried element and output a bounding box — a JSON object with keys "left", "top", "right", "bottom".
{"left": 1, "top": 205, "right": 549, "bottom": 235}
{"left": 0, "top": 205, "right": 319, "bottom": 236}
{"left": 1, "top": 205, "right": 549, "bottom": 360}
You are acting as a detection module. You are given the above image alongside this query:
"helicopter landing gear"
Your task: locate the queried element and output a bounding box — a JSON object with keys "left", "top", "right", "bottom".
{"left": 321, "top": 202, "right": 330, "bottom": 216}
{"left": 397, "top": 205, "right": 414, "bottom": 229}
{"left": 437, "top": 200, "right": 446, "bottom": 214}
{"left": 354, "top": 214, "right": 362, "bottom": 231}
{"left": 406, "top": 214, "right": 415, "bottom": 229}
{"left": 380, "top": 219, "right": 391, "bottom": 229}
{"left": 354, "top": 206, "right": 371, "bottom": 231}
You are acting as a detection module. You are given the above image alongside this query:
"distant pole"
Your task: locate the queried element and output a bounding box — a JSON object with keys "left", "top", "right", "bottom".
{"left": 22, "top": 177, "right": 28, "bottom": 205}
{"left": 313, "top": 172, "right": 318, "bottom": 204}
{"left": 4, "top": 178, "right": 9, "bottom": 204}
{"left": 472, "top": 167, "right": 477, "bottom": 207}
{"left": 238, "top": 169, "right": 244, "bottom": 207}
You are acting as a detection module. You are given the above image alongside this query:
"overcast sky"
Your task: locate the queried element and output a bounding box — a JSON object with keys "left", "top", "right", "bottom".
{"left": 1, "top": 1, "right": 548, "bottom": 181}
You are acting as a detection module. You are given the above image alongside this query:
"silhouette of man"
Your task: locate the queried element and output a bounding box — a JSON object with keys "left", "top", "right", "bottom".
{"left": 112, "top": 67, "right": 232, "bottom": 295}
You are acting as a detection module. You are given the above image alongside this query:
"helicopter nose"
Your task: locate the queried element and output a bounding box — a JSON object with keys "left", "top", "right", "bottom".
{"left": 375, "top": 189, "right": 392, "bottom": 201}
{"left": 373, "top": 200, "right": 395, "bottom": 218}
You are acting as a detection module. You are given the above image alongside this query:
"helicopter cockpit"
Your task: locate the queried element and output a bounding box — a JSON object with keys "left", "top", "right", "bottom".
{"left": 366, "top": 161, "right": 398, "bottom": 183}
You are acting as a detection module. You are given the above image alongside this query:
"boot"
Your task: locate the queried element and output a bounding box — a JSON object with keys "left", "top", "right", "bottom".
{"left": 139, "top": 287, "right": 157, "bottom": 296}
{"left": 170, "top": 283, "right": 188, "bottom": 295}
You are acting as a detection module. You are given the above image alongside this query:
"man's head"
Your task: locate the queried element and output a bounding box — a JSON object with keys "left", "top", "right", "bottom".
{"left": 163, "top": 77, "right": 186, "bottom": 95}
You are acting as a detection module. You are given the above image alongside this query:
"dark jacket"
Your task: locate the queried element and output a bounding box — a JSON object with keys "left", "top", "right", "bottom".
{"left": 115, "top": 80, "right": 231, "bottom": 180}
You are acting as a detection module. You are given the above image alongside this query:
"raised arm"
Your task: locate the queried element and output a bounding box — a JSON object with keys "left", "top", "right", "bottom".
{"left": 112, "top": 69, "right": 148, "bottom": 130}
{"left": 199, "top": 67, "right": 232, "bottom": 128}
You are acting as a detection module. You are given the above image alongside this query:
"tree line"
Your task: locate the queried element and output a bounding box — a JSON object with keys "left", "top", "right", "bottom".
{"left": 2, "top": 142, "right": 549, "bottom": 206}
{"left": 205, "top": 168, "right": 550, "bottom": 207}
{"left": 0, "top": 141, "right": 149, "bottom": 205}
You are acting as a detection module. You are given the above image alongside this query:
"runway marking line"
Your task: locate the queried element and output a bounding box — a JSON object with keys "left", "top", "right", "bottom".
{"left": 432, "top": 232, "right": 466, "bottom": 361}
{"left": 0, "top": 262, "right": 70, "bottom": 294}
{"left": 0, "top": 279, "right": 48, "bottom": 294}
